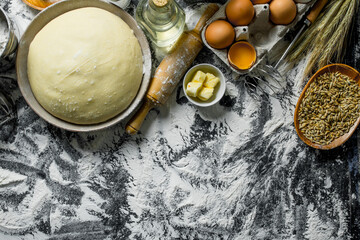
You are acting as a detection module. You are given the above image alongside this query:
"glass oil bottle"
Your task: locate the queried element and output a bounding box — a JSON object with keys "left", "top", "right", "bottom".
{"left": 135, "top": 0, "right": 186, "bottom": 49}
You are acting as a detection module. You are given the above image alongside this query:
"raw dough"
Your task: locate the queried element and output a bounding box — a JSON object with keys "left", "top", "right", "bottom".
{"left": 28, "top": 7, "right": 143, "bottom": 125}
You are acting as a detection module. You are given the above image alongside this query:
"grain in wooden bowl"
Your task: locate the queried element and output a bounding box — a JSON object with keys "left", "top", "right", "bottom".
{"left": 294, "top": 64, "right": 360, "bottom": 150}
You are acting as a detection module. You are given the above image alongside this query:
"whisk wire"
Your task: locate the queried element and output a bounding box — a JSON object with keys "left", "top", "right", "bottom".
{"left": 0, "top": 91, "right": 15, "bottom": 127}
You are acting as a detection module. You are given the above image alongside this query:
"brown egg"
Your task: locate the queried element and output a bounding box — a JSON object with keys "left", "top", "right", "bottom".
{"left": 226, "top": 0, "right": 255, "bottom": 26}
{"left": 205, "top": 20, "right": 235, "bottom": 49}
{"left": 270, "top": 0, "right": 297, "bottom": 25}
{"left": 252, "top": 0, "right": 270, "bottom": 4}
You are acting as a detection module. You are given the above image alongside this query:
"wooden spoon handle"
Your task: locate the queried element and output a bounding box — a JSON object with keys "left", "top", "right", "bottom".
{"left": 306, "top": 0, "right": 329, "bottom": 24}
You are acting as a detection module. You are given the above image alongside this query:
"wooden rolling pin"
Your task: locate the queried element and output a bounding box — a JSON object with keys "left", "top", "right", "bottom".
{"left": 125, "top": 4, "right": 219, "bottom": 135}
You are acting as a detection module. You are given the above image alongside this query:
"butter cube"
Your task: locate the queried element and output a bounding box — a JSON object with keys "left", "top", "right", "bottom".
{"left": 192, "top": 70, "right": 206, "bottom": 84}
{"left": 205, "top": 73, "right": 216, "bottom": 80}
{"left": 198, "top": 87, "right": 214, "bottom": 101}
{"left": 186, "top": 81, "right": 203, "bottom": 97}
{"left": 204, "top": 73, "right": 220, "bottom": 88}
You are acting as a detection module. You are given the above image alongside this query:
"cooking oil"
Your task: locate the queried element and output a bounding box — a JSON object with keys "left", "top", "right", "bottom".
{"left": 135, "top": 0, "right": 185, "bottom": 49}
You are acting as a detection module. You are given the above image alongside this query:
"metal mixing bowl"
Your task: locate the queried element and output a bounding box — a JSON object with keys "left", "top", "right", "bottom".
{"left": 16, "top": 0, "right": 152, "bottom": 132}
{"left": 0, "top": 7, "right": 18, "bottom": 72}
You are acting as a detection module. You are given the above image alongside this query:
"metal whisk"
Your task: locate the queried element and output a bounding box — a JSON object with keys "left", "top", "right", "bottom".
{"left": 0, "top": 90, "right": 16, "bottom": 127}
{"left": 242, "top": 64, "right": 286, "bottom": 101}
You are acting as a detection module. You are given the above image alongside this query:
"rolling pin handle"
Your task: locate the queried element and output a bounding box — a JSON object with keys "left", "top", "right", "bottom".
{"left": 125, "top": 4, "right": 219, "bottom": 134}
{"left": 193, "top": 4, "right": 220, "bottom": 35}
{"left": 125, "top": 98, "right": 157, "bottom": 135}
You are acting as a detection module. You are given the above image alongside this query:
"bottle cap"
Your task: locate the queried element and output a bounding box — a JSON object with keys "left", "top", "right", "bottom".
{"left": 152, "top": 0, "right": 169, "bottom": 7}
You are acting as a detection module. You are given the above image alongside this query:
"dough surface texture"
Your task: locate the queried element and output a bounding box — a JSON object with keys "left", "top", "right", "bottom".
{"left": 28, "top": 7, "right": 143, "bottom": 124}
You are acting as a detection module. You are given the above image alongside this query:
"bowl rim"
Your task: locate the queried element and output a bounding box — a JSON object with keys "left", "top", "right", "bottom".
{"left": 16, "top": 0, "right": 152, "bottom": 132}
{"left": 0, "top": 7, "right": 14, "bottom": 57}
{"left": 294, "top": 63, "right": 360, "bottom": 150}
{"left": 182, "top": 63, "right": 226, "bottom": 107}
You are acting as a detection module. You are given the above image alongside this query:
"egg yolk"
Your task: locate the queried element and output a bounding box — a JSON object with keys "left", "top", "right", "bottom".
{"left": 228, "top": 42, "right": 257, "bottom": 70}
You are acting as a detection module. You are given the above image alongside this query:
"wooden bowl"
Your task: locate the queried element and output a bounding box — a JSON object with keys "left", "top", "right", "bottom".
{"left": 294, "top": 64, "right": 360, "bottom": 150}
{"left": 22, "top": 0, "right": 61, "bottom": 10}
{"left": 16, "top": 0, "right": 152, "bottom": 132}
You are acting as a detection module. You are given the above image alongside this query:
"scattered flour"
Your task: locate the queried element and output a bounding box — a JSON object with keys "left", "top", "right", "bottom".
{"left": 0, "top": 0, "right": 32, "bottom": 37}
{"left": 0, "top": 1, "right": 354, "bottom": 239}
{"left": 324, "top": 176, "right": 332, "bottom": 189}
{"left": 0, "top": 168, "right": 27, "bottom": 186}
{"left": 0, "top": 179, "right": 51, "bottom": 234}
{"left": 48, "top": 161, "right": 73, "bottom": 185}
{"left": 304, "top": 203, "right": 336, "bottom": 240}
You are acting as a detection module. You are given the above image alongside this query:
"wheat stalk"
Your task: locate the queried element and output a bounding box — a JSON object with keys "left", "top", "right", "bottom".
{"left": 318, "top": 0, "right": 355, "bottom": 66}
{"left": 305, "top": 0, "right": 355, "bottom": 76}
{"left": 288, "top": 0, "right": 342, "bottom": 62}
{"left": 287, "top": 0, "right": 358, "bottom": 78}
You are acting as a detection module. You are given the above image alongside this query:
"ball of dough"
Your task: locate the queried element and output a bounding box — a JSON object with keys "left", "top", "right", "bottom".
{"left": 27, "top": 7, "right": 143, "bottom": 125}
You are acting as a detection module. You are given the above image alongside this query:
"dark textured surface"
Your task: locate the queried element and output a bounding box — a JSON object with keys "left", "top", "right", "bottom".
{"left": 0, "top": 0, "right": 359, "bottom": 239}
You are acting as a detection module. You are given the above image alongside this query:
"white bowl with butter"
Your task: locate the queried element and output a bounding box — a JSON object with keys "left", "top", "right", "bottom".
{"left": 183, "top": 64, "right": 226, "bottom": 107}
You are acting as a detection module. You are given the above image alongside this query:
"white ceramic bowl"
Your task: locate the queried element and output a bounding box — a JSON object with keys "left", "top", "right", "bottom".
{"left": 183, "top": 64, "right": 226, "bottom": 107}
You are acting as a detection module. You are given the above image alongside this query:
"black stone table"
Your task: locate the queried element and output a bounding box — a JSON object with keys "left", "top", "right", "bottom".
{"left": 0, "top": 0, "right": 359, "bottom": 239}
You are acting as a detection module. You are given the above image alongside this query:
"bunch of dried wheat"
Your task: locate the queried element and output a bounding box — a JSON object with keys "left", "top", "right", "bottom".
{"left": 288, "top": 0, "right": 358, "bottom": 77}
